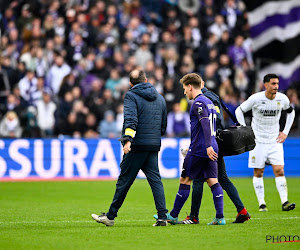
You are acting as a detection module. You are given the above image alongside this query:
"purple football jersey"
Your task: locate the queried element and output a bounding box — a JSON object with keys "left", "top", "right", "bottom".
{"left": 187, "top": 93, "right": 218, "bottom": 158}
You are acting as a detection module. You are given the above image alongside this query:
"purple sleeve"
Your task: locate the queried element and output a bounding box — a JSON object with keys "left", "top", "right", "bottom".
{"left": 193, "top": 102, "right": 212, "bottom": 149}
{"left": 200, "top": 117, "right": 212, "bottom": 149}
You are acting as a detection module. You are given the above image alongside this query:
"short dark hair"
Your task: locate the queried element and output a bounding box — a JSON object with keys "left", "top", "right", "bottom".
{"left": 180, "top": 73, "right": 203, "bottom": 88}
{"left": 263, "top": 73, "right": 279, "bottom": 83}
{"left": 129, "top": 69, "right": 146, "bottom": 85}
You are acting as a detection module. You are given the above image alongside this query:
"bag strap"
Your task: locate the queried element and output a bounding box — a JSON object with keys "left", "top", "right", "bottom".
{"left": 219, "top": 99, "right": 240, "bottom": 126}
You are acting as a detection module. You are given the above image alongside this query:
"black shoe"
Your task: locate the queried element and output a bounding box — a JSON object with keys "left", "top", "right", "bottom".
{"left": 232, "top": 212, "right": 251, "bottom": 223}
{"left": 282, "top": 201, "right": 296, "bottom": 211}
{"left": 178, "top": 216, "right": 199, "bottom": 224}
{"left": 259, "top": 204, "right": 268, "bottom": 212}
{"left": 153, "top": 219, "right": 168, "bottom": 226}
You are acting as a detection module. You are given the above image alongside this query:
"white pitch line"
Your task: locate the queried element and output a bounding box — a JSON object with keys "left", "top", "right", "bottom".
{"left": 0, "top": 217, "right": 299, "bottom": 224}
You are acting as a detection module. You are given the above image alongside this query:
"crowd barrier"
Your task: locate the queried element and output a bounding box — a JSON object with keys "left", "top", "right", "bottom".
{"left": 0, "top": 138, "right": 299, "bottom": 180}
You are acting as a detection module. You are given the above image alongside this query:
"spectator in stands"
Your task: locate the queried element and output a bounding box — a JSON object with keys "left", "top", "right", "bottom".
{"left": 163, "top": 77, "right": 182, "bottom": 113}
{"left": 162, "top": 47, "right": 179, "bottom": 77}
{"left": 200, "top": 5, "right": 215, "bottom": 39}
{"left": 57, "top": 111, "right": 81, "bottom": 138}
{"left": 188, "top": 16, "right": 202, "bottom": 47}
{"left": 35, "top": 47, "right": 48, "bottom": 78}
{"left": 134, "top": 33, "right": 153, "bottom": 69}
{"left": 228, "top": 35, "right": 247, "bottom": 68}
{"left": 220, "top": 0, "right": 243, "bottom": 30}
{"left": 72, "top": 99, "right": 89, "bottom": 129}
{"left": 99, "top": 110, "right": 118, "bottom": 138}
{"left": 36, "top": 88, "right": 56, "bottom": 137}
{"left": 19, "top": 46, "right": 38, "bottom": 72}
{"left": 234, "top": 67, "right": 249, "bottom": 95}
{"left": 22, "top": 106, "right": 41, "bottom": 138}
{"left": 0, "top": 93, "right": 24, "bottom": 119}
{"left": 46, "top": 55, "right": 71, "bottom": 95}
{"left": 208, "top": 15, "right": 228, "bottom": 40}
{"left": 203, "top": 63, "right": 219, "bottom": 92}
{"left": 198, "top": 33, "right": 218, "bottom": 66}
{"left": 217, "top": 30, "right": 232, "bottom": 55}
{"left": 178, "top": 0, "right": 201, "bottom": 19}
{"left": 58, "top": 72, "right": 79, "bottom": 99}
{"left": 105, "top": 69, "right": 122, "bottom": 97}
{"left": 67, "top": 33, "right": 88, "bottom": 67}
{"left": 83, "top": 113, "right": 99, "bottom": 138}
{"left": 18, "top": 70, "right": 37, "bottom": 105}
{"left": 84, "top": 78, "right": 104, "bottom": 120}
{"left": 166, "top": 102, "right": 190, "bottom": 137}
{"left": 90, "top": 57, "right": 110, "bottom": 81}
{"left": 31, "top": 76, "right": 45, "bottom": 105}
{"left": 56, "top": 91, "right": 74, "bottom": 125}
{"left": 0, "top": 111, "right": 22, "bottom": 138}
{"left": 217, "top": 54, "right": 234, "bottom": 82}
{"left": 0, "top": 64, "right": 11, "bottom": 104}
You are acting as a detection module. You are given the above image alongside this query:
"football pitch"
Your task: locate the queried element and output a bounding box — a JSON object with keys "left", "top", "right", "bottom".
{"left": 0, "top": 178, "right": 299, "bottom": 249}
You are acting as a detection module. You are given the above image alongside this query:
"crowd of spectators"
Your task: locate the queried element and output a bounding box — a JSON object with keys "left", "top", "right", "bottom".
{"left": 0, "top": 0, "right": 299, "bottom": 139}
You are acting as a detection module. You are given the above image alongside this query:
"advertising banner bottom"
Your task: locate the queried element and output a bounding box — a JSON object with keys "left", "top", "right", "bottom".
{"left": 0, "top": 138, "right": 299, "bottom": 180}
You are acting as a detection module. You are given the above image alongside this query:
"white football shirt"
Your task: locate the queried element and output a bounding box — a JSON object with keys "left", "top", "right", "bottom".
{"left": 240, "top": 91, "right": 290, "bottom": 143}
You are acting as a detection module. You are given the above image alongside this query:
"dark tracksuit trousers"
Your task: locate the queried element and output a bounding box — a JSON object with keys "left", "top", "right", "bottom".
{"left": 190, "top": 156, "right": 244, "bottom": 219}
{"left": 107, "top": 150, "right": 168, "bottom": 220}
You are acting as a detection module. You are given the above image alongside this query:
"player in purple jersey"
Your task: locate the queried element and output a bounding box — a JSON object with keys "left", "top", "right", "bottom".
{"left": 154, "top": 73, "right": 225, "bottom": 225}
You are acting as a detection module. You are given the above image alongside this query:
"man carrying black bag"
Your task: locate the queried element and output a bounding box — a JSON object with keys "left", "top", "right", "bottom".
{"left": 179, "top": 86, "right": 251, "bottom": 224}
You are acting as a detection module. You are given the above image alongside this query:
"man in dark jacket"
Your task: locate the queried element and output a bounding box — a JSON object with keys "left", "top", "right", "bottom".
{"left": 92, "top": 69, "right": 168, "bottom": 226}
{"left": 179, "top": 87, "right": 251, "bottom": 224}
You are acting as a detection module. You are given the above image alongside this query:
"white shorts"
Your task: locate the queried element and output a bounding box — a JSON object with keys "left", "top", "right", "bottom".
{"left": 248, "top": 142, "right": 284, "bottom": 169}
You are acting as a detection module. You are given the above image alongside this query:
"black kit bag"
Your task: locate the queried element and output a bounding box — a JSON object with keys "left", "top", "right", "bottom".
{"left": 216, "top": 101, "right": 256, "bottom": 156}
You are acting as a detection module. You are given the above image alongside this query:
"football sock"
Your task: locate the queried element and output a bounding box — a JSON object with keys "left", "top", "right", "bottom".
{"left": 237, "top": 207, "right": 248, "bottom": 215}
{"left": 275, "top": 176, "right": 288, "bottom": 204}
{"left": 190, "top": 179, "right": 204, "bottom": 220}
{"left": 253, "top": 177, "right": 266, "bottom": 206}
{"left": 170, "top": 184, "right": 190, "bottom": 218}
{"left": 211, "top": 183, "right": 224, "bottom": 219}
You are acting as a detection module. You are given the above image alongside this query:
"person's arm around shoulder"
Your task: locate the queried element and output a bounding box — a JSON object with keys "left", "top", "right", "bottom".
{"left": 121, "top": 92, "right": 138, "bottom": 154}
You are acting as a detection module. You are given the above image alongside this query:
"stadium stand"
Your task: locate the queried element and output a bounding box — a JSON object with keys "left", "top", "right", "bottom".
{"left": 0, "top": 0, "right": 299, "bottom": 139}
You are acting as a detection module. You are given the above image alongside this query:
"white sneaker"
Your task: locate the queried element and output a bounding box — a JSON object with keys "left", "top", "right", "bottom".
{"left": 91, "top": 213, "right": 114, "bottom": 226}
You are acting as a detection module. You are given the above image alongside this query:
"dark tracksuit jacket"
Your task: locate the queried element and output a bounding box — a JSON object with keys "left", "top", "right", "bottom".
{"left": 107, "top": 82, "right": 168, "bottom": 220}
{"left": 121, "top": 82, "right": 167, "bottom": 150}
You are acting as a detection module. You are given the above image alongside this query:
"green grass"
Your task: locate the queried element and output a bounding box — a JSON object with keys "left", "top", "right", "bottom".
{"left": 0, "top": 178, "right": 299, "bottom": 249}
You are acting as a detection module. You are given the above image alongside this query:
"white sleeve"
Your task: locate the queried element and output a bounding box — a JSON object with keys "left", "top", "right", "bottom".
{"left": 239, "top": 94, "right": 256, "bottom": 113}
{"left": 282, "top": 109, "right": 295, "bottom": 135}
{"left": 282, "top": 94, "right": 291, "bottom": 110}
{"left": 235, "top": 106, "right": 246, "bottom": 126}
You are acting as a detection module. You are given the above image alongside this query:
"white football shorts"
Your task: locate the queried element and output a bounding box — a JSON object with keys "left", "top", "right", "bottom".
{"left": 248, "top": 142, "right": 284, "bottom": 168}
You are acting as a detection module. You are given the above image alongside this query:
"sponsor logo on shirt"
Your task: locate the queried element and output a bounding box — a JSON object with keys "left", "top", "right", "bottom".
{"left": 207, "top": 103, "right": 215, "bottom": 110}
{"left": 260, "top": 109, "right": 279, "bottom": 116}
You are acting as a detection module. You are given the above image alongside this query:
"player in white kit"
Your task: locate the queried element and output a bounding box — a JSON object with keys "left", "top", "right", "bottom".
{"left": 235, "top": 74, "right": 296, "bottom": 212}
